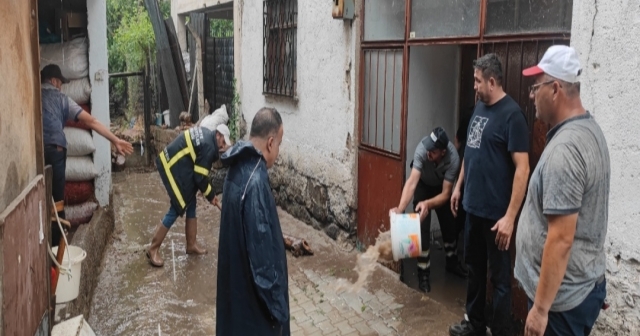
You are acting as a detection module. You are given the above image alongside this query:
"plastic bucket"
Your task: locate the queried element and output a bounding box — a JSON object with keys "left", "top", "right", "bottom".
{"left": 51, "top": 246, "right": 87, "bottom": 303}
{"left": 162, "top": 110, "right": 171, "bottom": 127}
{"left": 390, "top": 213, "right": 422, "bottom": 261}
{"left": 155, "top": 113, "right": 163, "bottom": 126}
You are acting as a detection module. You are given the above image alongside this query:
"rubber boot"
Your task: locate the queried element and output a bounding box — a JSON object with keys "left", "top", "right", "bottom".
{"left": 146, "top": 223, "right": 169, "bottom": 267}
{"left": 417, "top": 267, "right": 431, "bottom": 293}
{"left": 185, "top": 218, "right": 207, "bottom": 255}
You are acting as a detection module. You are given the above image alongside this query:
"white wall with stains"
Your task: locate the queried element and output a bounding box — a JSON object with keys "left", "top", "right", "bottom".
{"left": 571, "top": 1, "right": 640, "bottom": 334}
{"left": 239, "top": 0, "right": 358, "bottom": 233}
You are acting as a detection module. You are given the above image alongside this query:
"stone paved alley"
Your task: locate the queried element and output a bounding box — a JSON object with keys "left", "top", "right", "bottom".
{"left": 88, "top": 171, "right": 460, "bottom": 335}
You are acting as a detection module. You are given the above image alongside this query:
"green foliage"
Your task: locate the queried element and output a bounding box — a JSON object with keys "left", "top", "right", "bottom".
{"left": 229, "top": 78, "right": 241, "bottom": 141}
{"left": 210, "top": 19, "right": 233, "bottom": 38}
{"left": 107, "top": 0, "right": 170, "bottom": 118}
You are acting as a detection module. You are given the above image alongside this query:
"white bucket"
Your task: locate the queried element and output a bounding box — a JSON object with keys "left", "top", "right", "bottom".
{"left": 51, "top": 246, "right": 87, "bottom": 303}
{"left": 390, "top": 213, "right": 422, "bottom": 261}
{"left": 162, "top": 110, "right": 171, "bottom": 127}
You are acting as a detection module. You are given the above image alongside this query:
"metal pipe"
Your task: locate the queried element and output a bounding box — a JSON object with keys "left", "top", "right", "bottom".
{"left": 109, "top": 71, "right": 144, "bottom": 78}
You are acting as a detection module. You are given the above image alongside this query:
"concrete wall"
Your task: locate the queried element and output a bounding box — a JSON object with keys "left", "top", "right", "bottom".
{"left": 571, "top": 1, "right": 640, "bottom": 334}
{"left": 171, "top": 0, "right": 234, "bottom": 50}
{"left": 89, "top": 0, "right": 111, "bottom": 207}
{"left": 240, "top": 0, "right": 358, "bottom": 239}
{"left": 405, "top": 45, "right": 460, "bottom": 218}
{"left": 0, "top": 0, "right": 41, "bottom": 213}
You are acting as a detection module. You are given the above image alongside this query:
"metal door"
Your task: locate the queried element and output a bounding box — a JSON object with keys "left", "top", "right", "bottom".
{"left": 357, "top": 49, "right": 406, "bottom": 247}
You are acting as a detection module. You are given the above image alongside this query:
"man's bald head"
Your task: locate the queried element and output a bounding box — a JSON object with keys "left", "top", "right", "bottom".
{"left": 250, "top": 107, "right": 283, "bottom": 139}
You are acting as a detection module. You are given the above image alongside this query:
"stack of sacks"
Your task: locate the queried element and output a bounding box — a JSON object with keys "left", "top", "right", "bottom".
{"left": 41, "top": 38, "right": 98, "bottom": 227}
{"left": 64, "top": 124, "right": 98, "bottom": 226}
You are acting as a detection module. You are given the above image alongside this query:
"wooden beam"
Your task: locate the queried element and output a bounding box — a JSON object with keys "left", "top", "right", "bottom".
{"left": 143, "top": 0, "right": 185, "bottom": 128}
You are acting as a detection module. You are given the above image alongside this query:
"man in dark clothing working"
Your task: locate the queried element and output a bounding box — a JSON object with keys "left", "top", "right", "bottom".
{"left": 41, "top": 64, "right": 133, "bottom": 246}
{"left": 390, "top": 126, "right": 467, "bottom": 293}
{"left": 216, "top": 107, "right": 289, "bottom": 336}
{"left": 146, "top": 125, "right": 231, "bottom": 267}
{"left": 449, "top": 54, "right": 530, "bottom": 336}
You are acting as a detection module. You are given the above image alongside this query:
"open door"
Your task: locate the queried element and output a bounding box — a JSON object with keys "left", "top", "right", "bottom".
{"left": 357, "top": 49, "right": 405, "bottom": 247}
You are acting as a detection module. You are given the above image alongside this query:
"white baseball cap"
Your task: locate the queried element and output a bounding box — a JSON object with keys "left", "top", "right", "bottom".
{"left": 216, "top": 124, "right": 233, "bottom": 146}
{"left": 522, "top": 45, "right": 582, "bottom": 83}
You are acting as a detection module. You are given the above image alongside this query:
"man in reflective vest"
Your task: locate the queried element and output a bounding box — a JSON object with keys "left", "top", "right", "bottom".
{"left": 146, "top": 124, "right": 232, "bottom": 267}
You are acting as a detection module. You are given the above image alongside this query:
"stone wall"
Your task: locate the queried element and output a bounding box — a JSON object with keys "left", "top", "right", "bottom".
{"left": 269, "top": 152, "right": 357, "bottom": 243}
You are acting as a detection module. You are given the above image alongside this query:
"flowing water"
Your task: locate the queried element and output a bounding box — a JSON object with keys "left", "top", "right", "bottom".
{"left": 336, "top": 231, "right": 394, "bottom": 293}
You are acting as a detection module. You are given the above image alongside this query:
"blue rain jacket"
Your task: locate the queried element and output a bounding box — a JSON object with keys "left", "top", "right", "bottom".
{"left": 216, "top": 141, "right": 290, "bottom": 336}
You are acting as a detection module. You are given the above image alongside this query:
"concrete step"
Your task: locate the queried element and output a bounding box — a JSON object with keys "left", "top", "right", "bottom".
{"left": 51, "top": 315, "right": 96, "bottom": 336}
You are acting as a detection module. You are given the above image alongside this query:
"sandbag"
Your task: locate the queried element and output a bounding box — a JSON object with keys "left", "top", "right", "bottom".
{"left": 64, "top": 127, "right": 95, "bottom": 156}
{"left": 65, "top": 201, "right": 98, "bottom": 226}
{"left": 61, "top": 77, "right": 91, "bottom": 104}
{"left": 65, "top": 156, "right": 98, "bottom": 181}
{"left": 39, "top": 38, "right": 89, "bottom": 80}
{"left": 64, "top": 181, "right": 94, "bottom": 206}
{"left": 199, "top": 104, "right": 229, "bottom": 132}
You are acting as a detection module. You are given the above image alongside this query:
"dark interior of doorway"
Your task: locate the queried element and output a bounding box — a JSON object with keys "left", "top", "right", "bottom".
{"left": 399, "top": 43, "right": 480, "bottom": 316}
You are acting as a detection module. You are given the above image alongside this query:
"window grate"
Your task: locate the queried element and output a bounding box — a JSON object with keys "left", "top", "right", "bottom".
{"left": 263, "top": 0, "right": 297, "bottom": 97}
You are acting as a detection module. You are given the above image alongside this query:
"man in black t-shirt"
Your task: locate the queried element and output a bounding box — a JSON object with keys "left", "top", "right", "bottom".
{"left": 449, "top": 54, "right": 530, "bottom": 336}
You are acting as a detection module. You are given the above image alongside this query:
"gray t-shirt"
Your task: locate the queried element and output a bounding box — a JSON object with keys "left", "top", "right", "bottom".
{"left": 515, "top": 112, "right": 610, "bottom": 312}
{"left": 42, "top": 83, "right": 83, "bottom": 147}
{"left": 413, "top": 139, "right": 459, "bottom": 186}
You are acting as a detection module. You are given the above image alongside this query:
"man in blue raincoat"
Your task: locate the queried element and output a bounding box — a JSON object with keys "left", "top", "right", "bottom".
{"left": 216, "top": 107, "right": 289, "bottom": 335}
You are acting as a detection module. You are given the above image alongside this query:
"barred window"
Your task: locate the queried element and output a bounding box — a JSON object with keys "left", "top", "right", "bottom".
{"left": 263, "top": 0, "right": 297, "bottom": 97}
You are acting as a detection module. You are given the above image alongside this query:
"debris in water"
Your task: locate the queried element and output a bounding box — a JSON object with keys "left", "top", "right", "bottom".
{"left": 335, "top": 231, "right": 393, "bottom": 293}
{"left": 283, "top": 233, "right": 314, "bottom": 257}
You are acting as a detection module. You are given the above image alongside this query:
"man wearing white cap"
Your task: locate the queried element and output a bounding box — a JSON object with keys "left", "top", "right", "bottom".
{"left": 516, "top": 45, "right": 610, "bottom": 335}
{"left": 146, "top": 124, "right": 232, "bottom": 267}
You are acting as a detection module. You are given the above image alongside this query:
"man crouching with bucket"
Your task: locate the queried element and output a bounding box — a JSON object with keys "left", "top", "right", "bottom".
{"left": 389, "top": 126, "right": 467, "bottom": 293}
{"left": 146, "top": 124, "right": 232, "bottom": 267}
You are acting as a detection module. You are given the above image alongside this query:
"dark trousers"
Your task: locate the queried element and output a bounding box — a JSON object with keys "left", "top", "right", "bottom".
{"left": 413, "top": 180, "right": 461, "bottom": 270}
{"left": 45, "top": 145, "right": 66, "bottom": 246}
{"left": 464, "top": 214, "right": 512, "bottom": 336}
{"left": 527, "top": 279, "right": 606, "bottom": 336}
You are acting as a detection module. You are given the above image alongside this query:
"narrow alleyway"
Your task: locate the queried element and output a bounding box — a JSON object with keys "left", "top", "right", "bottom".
{"left": 88, "top": 171, "right": 460, "bottom": 335}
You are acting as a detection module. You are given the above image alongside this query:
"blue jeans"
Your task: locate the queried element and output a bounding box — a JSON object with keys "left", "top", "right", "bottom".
{"left": 464, "top": 214, "right": 512, "bottom": 336}
{"left": 527, "top": 278, "right": 606, "bottom": 336}
{"left": 45, "top": 145, "right": 67, "bottom": 246}
{"left": 161, "top": 200, "right": 196, "bottom": 228}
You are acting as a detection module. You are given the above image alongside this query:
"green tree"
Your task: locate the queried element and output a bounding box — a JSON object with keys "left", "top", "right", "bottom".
{"left": 107, "top": 0, "right": 170, "bottom": 119}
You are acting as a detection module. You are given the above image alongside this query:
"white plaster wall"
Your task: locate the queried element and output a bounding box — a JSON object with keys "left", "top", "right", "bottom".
{"left": 88, "top": 0, "right": 111, "bottom": 206}
{"left": 172, "top": 0, "right": 234, "bottom": 50}
{"left": 405, "top": 46, "right": 460, "bottom": 220}
{"left": 240, "top": 1, "right": 357, "bottom": 210}
{"left": 571, "top": 0, "right": 640, "bottom": 334}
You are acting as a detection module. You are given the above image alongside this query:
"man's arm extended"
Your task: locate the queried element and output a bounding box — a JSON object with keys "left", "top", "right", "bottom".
{"left": 77, "top": 111, "right": 133, "bottom": 155}
{"left": 416, "top": 180, "right": 453, "bottom": 221}
{"left": 390, "top": 168, "right": 421, "bottom": 214}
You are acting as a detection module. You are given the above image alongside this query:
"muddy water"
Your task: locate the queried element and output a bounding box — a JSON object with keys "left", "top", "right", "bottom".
{"left": 88, "top": 172, "right": 219, "bottom": 335}
{"left": 336, "top": 231, "right": 393, "bottom": 293}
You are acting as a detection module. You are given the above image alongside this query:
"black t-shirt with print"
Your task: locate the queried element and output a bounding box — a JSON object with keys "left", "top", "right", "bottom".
{"left": 462, "top": 94, "right": 529, "bottom": 221}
